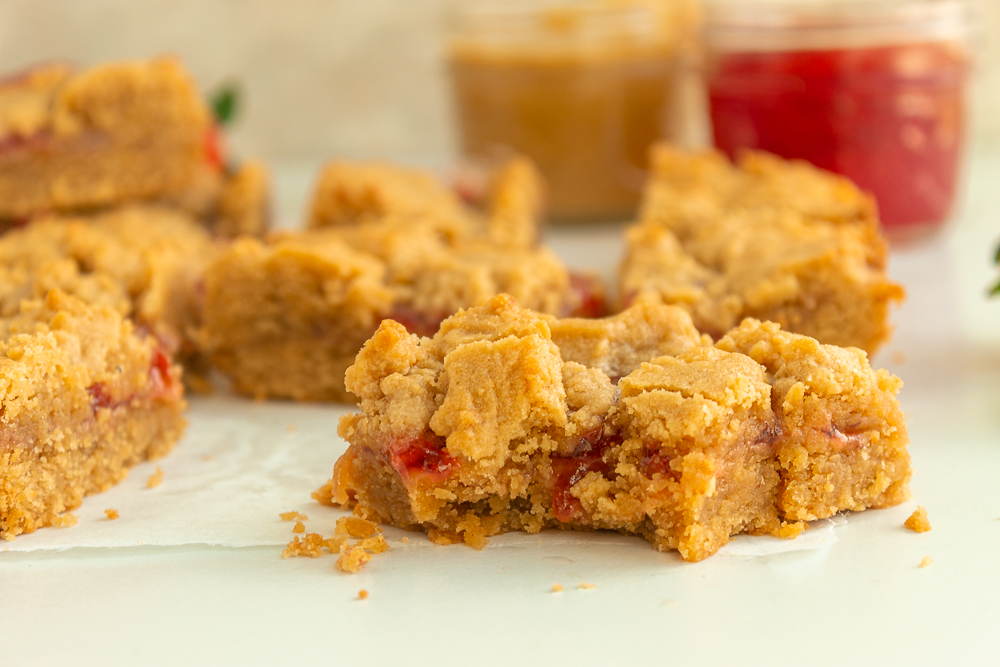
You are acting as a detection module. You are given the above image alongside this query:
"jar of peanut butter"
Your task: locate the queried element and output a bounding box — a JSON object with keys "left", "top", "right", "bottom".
{"left": 448, "top": 0, "right": 700, "bottom": 222}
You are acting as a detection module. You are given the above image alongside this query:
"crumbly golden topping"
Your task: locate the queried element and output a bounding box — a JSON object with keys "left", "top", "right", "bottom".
{"left": 0, "top": 58, "right": 207, "bottom": 143}
{"left": 0, "top": 205, "right": 217, "bottom": 354}
{"left": 622, "top": 146, "right": 904, "bottom": 353}
{"left": 0, "top": 291, "right": 172, "bottom": 430}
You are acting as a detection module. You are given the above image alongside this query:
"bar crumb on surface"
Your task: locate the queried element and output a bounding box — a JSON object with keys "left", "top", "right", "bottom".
{"left": 905, "top": 506, "right": 931, "bottom": 533}
{"left": 104, "top": 509, "right": 120, "bottom": 520}
{"left": 400, "top": 537, "right": 409, "bottom": 544}
{"left": 775, "top": 521, "right": 807, "bottom": 539}
{"left": 336, "top": 515, "right": 381, "bottom": 539}
{"left": 358, "top": 589, "right": 369, "bottom": 600}
{"left": 293, "top": 521, "right": 305, "bottom": 534}
{"left": 282, "top": 533, "right": 329, "bottom": 559}
{"left": 146, "top": 467, "right": 164, "bottom": 489}
{"left": 578, "top": 582, "right": 596, "bottom": 590}
{"left": 51, "top": 513, "right": 78, "bottom": 528}
{"left": 920, "top": 555, "right": 934, "bottom": 568}
{"left": 279, "top": 511, "right": 308, "bottom": 522}
{"left": 551, "top": 583, "right": 564, "bottom": 593}
{"left": 336, "top": 545, "right": 372, "bottom": 573}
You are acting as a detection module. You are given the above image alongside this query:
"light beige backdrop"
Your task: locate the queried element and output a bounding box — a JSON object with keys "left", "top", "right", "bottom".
{"left": 1, "top": 0, "right": 997, "bottom": 166}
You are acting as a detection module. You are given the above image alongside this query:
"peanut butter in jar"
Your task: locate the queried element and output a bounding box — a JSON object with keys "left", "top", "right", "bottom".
{"left": 448, "top": 0, "right": 700, "bottom": 222}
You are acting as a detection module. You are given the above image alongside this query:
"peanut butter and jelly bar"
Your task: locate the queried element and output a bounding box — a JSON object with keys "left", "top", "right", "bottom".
{"left": 325, "top": 295, "right": 909, "bottom": 562}
{"left": 620, "top": 146, "right": 905, "bottom": 353}
{"left": 204, "top": 159, "right": 598, "bottom": 402}
{"left": 307, "top": 156, "right": 542, "bottom": 249}
{"left": 0, "top": 291, "right": 186, "bottom": 540}
{"left": 0, "top": 58, "right": 269, "bottom": 236}
{"left": 202, "top": 218, "right": 582, "bottom": 402}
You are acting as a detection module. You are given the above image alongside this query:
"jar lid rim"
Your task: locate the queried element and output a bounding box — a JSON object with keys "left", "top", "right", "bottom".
{"left": 705, "top": 0, "right": 975, "bottom": 50}
{"left": 705, "top": 0, "right": 972, "bottom": 30}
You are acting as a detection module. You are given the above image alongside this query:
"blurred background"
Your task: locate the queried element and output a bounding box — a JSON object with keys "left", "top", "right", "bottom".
{"left": 2, "top": 0, "right": 996, "bottom": 164}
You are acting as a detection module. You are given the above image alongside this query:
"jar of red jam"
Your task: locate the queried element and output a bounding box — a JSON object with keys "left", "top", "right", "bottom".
{"left": 705, "top": 0, "right": 974, "bottom": 241}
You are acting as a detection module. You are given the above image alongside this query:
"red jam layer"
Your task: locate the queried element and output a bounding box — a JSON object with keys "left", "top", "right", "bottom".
{"left": 568, "top": 273, "right": 607, "bottom": 319}
{"left": 708, "top": 42, "right": 969, "bottom": 233}
{"left": 388, "top": 433, "right": 459, "bottom": 487}
{"left": 87, "top": 346, "right": 179, "bottom": 413}
{"left": 386, "top": 306, "right": 447, "bottom": 339}
{"left": 550, "top": 425, "right": 617, "bottom": 523}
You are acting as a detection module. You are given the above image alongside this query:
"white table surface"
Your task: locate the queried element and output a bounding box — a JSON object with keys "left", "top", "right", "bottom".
{"left": 3, "top": 147, "right": 1000, "bottom": 667}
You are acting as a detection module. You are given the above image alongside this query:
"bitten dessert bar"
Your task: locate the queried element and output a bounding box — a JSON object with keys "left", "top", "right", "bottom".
{"left": 324, "top": 295, "right": 910, "bottom": 562}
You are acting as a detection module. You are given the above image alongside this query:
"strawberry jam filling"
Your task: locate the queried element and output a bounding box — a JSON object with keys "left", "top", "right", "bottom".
{"left": 640, "top": 446, "right": 674, "bottom": 479}
{"left": 568, "top": 273, "right": 607, "bottom": 319}
{"left": 86, "top": 345, "right": 178, "bottom": 414}
{"left": 551, "top": 424, "right": 617, "bottom": 523}
{"left": 825, "top": 424, "right": 866, "bottom": 452}
{"left": 388, "top": 432, "right": 459, "bottom": 487}
{"left": 386, "top": 306, "right": 447, "bottom": 339}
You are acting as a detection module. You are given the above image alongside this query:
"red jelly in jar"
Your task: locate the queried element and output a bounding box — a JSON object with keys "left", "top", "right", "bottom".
{"left": 705, "top": 0, "right": 974, "bottom": 241}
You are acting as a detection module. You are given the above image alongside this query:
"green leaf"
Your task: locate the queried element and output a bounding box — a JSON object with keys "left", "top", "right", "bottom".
{"left": 209, "top": 82, "right": 240, "bottom": 127}
{"left": 991, "top": 280, "right": 1000, "bottom": 298}
{"left": 994, "top": 241, "right": 1000, "bottom": 265}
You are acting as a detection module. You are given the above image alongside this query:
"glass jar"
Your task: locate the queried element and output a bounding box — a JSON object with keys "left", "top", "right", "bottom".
{"left": 705, "top": 0, "right": 975, "bottom": 242}
{"left": 448, "top": 0, "right": 700, "bottom": 222}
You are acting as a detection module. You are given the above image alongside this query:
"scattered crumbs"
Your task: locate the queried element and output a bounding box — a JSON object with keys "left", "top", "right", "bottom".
{"left": 775, "top": 520, "right": 807, "bottom": 539}
{"left": 577, "top": 582, "right": 596, "bottom": 590}
{"left": 920, "top": 555, "right": 934, "bottom": 568}
{"left": 353, "top": 503, "right": 377, "bottom": 520}
{"left": 336, "top": 515, "right": 381, "bottom": 539}
{"left": 358, "top": 589, "right": 369, "bottom": 600}
{"left": 551, "top": 583, "right": 564, "bottom": 593}
{"left": 891, "top": 350, "right": 907, "bottom": 365}
{"left": 287, "top": 424, "right": 297, "bottom": 433}
{"left": 399, "top": 536, "right": 409, "bottom": 544}
{"left": 293, "top": 521, "right": 305, "bottom": 534}
{"left": 279, "top": 511, "right": 308, "bottom": 522}
{"left": 905, "top": 506, "right": 932, "bottom": 533}
{"left": 146, "top": 467, "right": 163, "bottom": 489}
{"left": 312, "top": 481, "right": 335, "bottom": 506}
{"left": 51, "top": 513, "right": 78, "bottom": 528}
{"left": 281, "top": 526, "right": 390, "bottom": 575}
{"left": 202, "top": 455, "right": 215, "bottom": 462}
{"left": 104, "top": 509, "right": 120, "bottom": 521}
